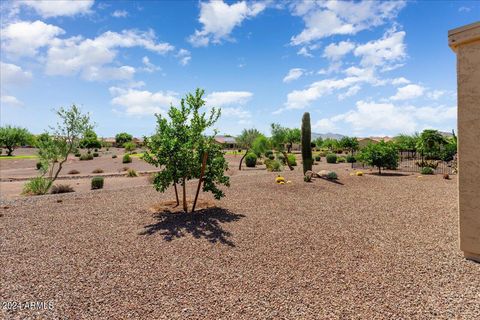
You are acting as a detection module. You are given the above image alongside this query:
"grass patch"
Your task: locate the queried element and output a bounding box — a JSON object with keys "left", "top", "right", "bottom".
{"left": 0, "top": 155, "right": 38, "bottom": 160}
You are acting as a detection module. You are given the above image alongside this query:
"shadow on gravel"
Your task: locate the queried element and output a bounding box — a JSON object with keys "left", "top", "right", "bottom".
{"left": 369, "top": 172, "right": 411, "bottom": 177}
{"left": 140, "top": 207, "right": 245, "bottom": 247}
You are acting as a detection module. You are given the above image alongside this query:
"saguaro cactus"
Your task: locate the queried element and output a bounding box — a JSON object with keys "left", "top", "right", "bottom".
{"left": 301, "top": 112, "right": 313, "bottom": 174}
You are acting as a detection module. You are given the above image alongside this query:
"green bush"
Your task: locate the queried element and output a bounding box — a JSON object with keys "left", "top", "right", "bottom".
{"left": 287, "top": 154, "right": 297, "bottom": 166}
{"left": 346, "top": 155, "right": 356, "bottom": 163}
{"left": 265, "top": 159, "right": 282, "bottom": 172}
{"left": 315, "top": 155, "right": 321, "bottom": 161}
{"left": 265, "top": 150, "right": 274, "bottom": 158}
{"left": 80, "top": 154, "right": 93, "bottom": 161}
{"left": 420, "top": 167, "right": 434, "bottom": 175}
{"left": 50, "top": 184, "right": 74, "bottom": 194}
{"left": 91, "top": 176, "right": 104, "bottom": 190}
{"left": 318, "top": 151, "right": 327, "bottom": 157}
{"left": 122, "top": 154, "right": 132, "bottom": 163}
{"left": 93, "top": 152, "right": 99, "bottom": 157}
{"left": 337, "top": 156, "right": 346, "bottom": 163}
{"left": 123, "top": 141, "right": 136, "bottom": 152}
{"left": 326, "top": 154, "right": 337, "bottom": 163}
{"left": 276, "top": 153, "right": 285, "bottom": 164}
{"left": 126, "top": 168, "right": 138, "bottom": 177}
{"left": 326, "top": 171, "right": 338, "bottom": 180}
{"left": 268, "top": 153, "right": 275, "bottom": 160}
{"left": 245, "top": 152, "right": 257, "bottom": 167}
{"left": 112, "top": 154, "right": 117, "bottom": 159}
{"left": 23, "top": 177, "right": 50, "bottom": 195}
{"left": 36, "top": 162, "right": 43, "bottom": 170}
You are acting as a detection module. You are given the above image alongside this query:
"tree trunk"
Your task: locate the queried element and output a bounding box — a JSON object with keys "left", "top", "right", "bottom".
{"left": 192, "top": 152, "right": 208, "bottom": 213}
{"left": 182, "top": 177, "right": 188, "bottom": 212}
{"left": 173, "top": 182, "right": 179, "bottom": 207}
{"left": 287, "top": 144, "right": 292, "bottom": 153}
{"left": 282, "top": 151, "right": 294, "bottom": 171}
{"left": 378, "top": 166, "right": 381, "bottom": 175}
{"left": 6, "top": 147, "right": 13, "bottom": 156}
{"left": 238, "top": 149, "right": 249, "bottom": 170}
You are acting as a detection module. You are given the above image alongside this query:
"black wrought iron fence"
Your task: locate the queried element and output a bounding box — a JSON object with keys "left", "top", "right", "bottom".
{"left": 352, "top": 150, "right": 457, "bottom": 175}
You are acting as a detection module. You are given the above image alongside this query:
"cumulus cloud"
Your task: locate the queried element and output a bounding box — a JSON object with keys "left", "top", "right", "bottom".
{"left": 390, "top": 84, "right": 425, "bottom": 100}
{"left": 1, "top": 20, "right": 65, "bottom": 57}
{"left": 290, "top": 0, "right": 405, "bottom": 45}
{"left": 1, "top": 95, "right": 23, "bottom": 107}
{"left": 353, "top": 29, "right": 406, "bottom": 68}
{"left": 205, "top": 91, "right": 253, "bottom": 119}
{"left": 312, "top": 118, "right": 337, "bottom": 132}
{"left": 16, "top": 0, "right": 94, "bottom": 18}
{"left": 188, "top": 0, "right": 266, "bottom": 47}
{"left": 109, "top": 87, "right": 179, "bottom": 116}
{"left": 391, "top": 77, "right": 410, "bottom": 85}
{"left": 0, "top": 61, "right": 33, "bottom": 85}
{"left": 323, "top": 41, "right": 355, "bottom": 60}
{"left": 45, "top": 29, "right": 174, "bottom": 81}
{"left": 176, "top": 49, "right": 191, "bottom": 66}
{"left": 283, "top": 68, "right": 305, "bottom": 83}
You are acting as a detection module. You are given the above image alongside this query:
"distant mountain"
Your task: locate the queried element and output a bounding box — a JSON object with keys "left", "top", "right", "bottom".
{"left": 311, "top": 132, "right": 345, "bottom": 140}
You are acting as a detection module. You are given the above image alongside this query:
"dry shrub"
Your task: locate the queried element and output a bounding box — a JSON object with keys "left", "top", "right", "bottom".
{"left": 68, "top": 169, "right": 80, "bottom": 175}
{"left": 50, "top": 184, "right": 74, "bottom": 194}
{"left": 92, "top": 168, "right": 104, "bottom": 173}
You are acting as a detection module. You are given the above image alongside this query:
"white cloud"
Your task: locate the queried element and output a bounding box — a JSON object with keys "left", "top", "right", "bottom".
{"left": 45, "top": 29, "right": 174, "bottom": 81}
{"left": 112, "top": 10, "right": 128, "bottom": 18}
{"left": 188, "top": 0, "right": 266, "bottom": 47}
{"left": 0, "top": 62, "right": 33, "bottom": 85}
{"left": 1, "top": 95, "right": 23, "bottom": 107}
{"left": 312, "top": 118, "right": 337, "bottom": 132}
{"left": 390, "top": 84, "right": 425, "bottom": 100}
{"left": 391, "top": 77, "right": 410, "bottom": 85}
{"left": 290, "top": 0, "right": 405, "bottom": 45}
{"left": 141, "top": 56, "right": 160, "bottom": 73}
{"left": 323, "top": 41, "right": 355, "bottom": 60}
{"left": 109, "top": 87, "right": 179, "bottom": 116}
{"left": 1, "top": 20, "right": 65, "bottom": 57}
{"left": 283, "top": 68, "right": 304, "bottom": 83}
{"left": 205, "top": 91, "right": 253, "bottom": 106}
{"left": 338, "top": 85, "right": 361, "bottom": 100}
{"left": 353, "top": 29, "right": 406, "bottom": 68}
{"left": 17, "top": 0, "right": 94, "bottom": 18}
{"left": 426, "top": 90, "right": 445, "bottom": 100}
{"left": 221, "top": 107, "right": 251, "bottom": 119}
{"left": 176, "top": 49, "right": 191, "bottom": 66}
{"left": 458, "top": 6, "right": 471, "bottom": 12}
{"left": 297, "top": 46, "right": 313, "bottom": 57}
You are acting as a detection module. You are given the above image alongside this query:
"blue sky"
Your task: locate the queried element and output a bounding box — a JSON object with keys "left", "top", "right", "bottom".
{"left": 1, "top": 0, "right": 479, "bottom": 138}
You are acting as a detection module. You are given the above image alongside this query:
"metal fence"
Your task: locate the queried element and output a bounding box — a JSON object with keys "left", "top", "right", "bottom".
{"left": 352, "top": 150, "right": 457, "bottom": 175}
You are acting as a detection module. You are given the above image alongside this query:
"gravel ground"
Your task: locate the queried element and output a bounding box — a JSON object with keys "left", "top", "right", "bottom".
{"left": 1, "top": 161, "right": 479, "bottom": 319}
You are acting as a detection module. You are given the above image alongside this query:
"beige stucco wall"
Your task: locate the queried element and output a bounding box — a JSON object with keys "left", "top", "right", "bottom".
{"left": 449, "top": 22, "right": 480, "bottom": 262}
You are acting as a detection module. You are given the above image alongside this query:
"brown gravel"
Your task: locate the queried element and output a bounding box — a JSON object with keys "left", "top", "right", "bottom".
{"left": 1, "top": 160, "right": 479, "bottom": 319}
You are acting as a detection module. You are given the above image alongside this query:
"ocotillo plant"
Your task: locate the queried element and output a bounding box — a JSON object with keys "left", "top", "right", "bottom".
{"left": 301, "top": 112, "right": 313, "bottom": 174}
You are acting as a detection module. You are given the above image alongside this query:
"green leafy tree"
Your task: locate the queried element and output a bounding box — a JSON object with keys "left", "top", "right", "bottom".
{"left": 393, "top": 133, "right": 419, "bottom": 151}
{"left": 251, "top": 135, "right": 270, "bottom": 157}
{"left": 143, "top": 89, "right": 230, "bottom": 212}
{"left": 285, "top": 128, "right": 301, "bottom": 153}
{"left": 416, "top": 129, "right": 447, "bottom": 159}
{"left": 270, "top": 123, "right": 294, "bottom": 170}
{"left": 33, "top": 105, "right": 92, "bottom": 193}
{"left": 236, "top": 128, "right": 261, "bottom": 170}
{"left": 115, "top": 132, "right": 133, "bottom": 147}
{"left": 322, "top": 138, "right": 338, "bottom": 152}
{"left": 357, "top": 141, "right": 399, "bottom": 175}
{"left": 339, "top": 136, "right": 359, "bottom": 155}
{"left": 0, "top": 125, "right": 32, "bottom": 156}
{"left": 79, "top": 129, "right": 101, "bottom": 150}
{"left": 123, "top": 141, "right": 136, "bottom": 152}
{"left": 313, "top": 137, "right": 323, "bottom": 149}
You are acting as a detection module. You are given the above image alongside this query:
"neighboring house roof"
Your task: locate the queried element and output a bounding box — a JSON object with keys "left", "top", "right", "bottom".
{"left": 102, "top": 137, "right": 116, "bottom": 143}
{"left": 214, "top": 136, "right": 237, "bottom": 144}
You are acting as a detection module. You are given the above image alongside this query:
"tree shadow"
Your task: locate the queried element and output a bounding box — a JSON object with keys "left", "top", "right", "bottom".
{"left": 140, "top": 207, "right": 245, "bottom": 247}
{"left": 318, "top": 177, "right": 344, "bottom": 185}
{"left": 369, "top": 172, "right": 411, "bottom": 177}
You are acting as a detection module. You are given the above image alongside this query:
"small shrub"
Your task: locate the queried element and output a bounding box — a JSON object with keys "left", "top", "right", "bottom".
{"left": 36, "top": 162, "right": 43, "bottom": 170}
{"left": 121, "top": 166, "right": 129, "bottom": 171}
{"left": 265, "top": 150, "right": 274, "bottom": 158}
{"left": 256, "top": 159, "right": 264, "bottom": 166}
{"left": 420, "top": 167, "right": 434, "bottom": 175}
{"left": 123, "top": 141, "right": 136, "bottom": 152}
{"left": 23, "top": 177, "right": 50, "bottom": 195}
{"left": 80, "top": 154, "right": 93, "bottom": 161}
{"left": 94, "top": 148, "right": 98, "bottom": 152}
{"left": 245, "top": 152, "right": 257, "bottom": 167}
{"left": 50, "top": 184, "right": 74, "bottom": 194}
{"left": 112, "top": 154, "right": 117, "bottom": 159}
{"left": 87, "top": 150, "right": 91, "bottom": 154}
{"left": 68, "top": 169, "right": 80, "bottom": 175}
{"left": 326, "top": 171, "right": 338, "bottom": 180}
{"left": 416, "top": 159, "right": 439, "bottom": 169}
{"left": 93, "top": 152, "right": 99, "bottom": 157}
{"left": 92, "top": 168, "right": 104, "bottom": 173}
{"left": 265, "top": 159, "right": 282, "bottom": 172}
{"left": 268, "top": 153, "right": 275, "bottom": 160}
{"left": 91, "top": 176, "right": 104, "bottom": 190}
{"left": 126, "top": 168, "right": 138, "bottom": 177}
{"left": 315, "top": 155, "right": 321, "bottom": 161}
{"left": 346, "top": 155, "right": 356, "bottom": 163}
{"left": 318, "top": 151, "right": 327, "bottom": 157}
{"left": 337, "top": 156, "right": 346, "bottom": 163}
{"left": 443, "top": 173, "right": 450, "bottom": 180}
{"left": 326, "top": 154, "right": 337, "bottom": 164}
{"left": 287, "top": 154, "right": 297, "bottom": 166}
{"left": 122, "top": 154, "right": 132, "bottom": 163}
{"left": 74, "top": 153, "right": 81, "bottom": 157}
{"left": 276, "top": 153, "right": 285, "bottom": 164}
